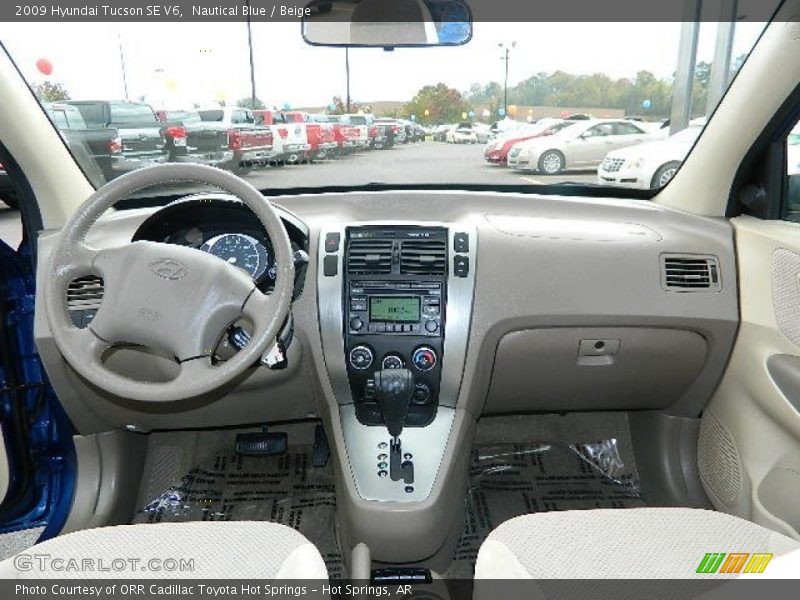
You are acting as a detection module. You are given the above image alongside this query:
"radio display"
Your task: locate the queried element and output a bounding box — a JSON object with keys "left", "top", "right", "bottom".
{"left": 369, "top": 297, "right": 420, "bottom": 323}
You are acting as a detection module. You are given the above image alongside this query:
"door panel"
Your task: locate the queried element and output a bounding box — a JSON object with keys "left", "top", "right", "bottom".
{"left": 700, "top": 216, "right": 800, "bottom": 538}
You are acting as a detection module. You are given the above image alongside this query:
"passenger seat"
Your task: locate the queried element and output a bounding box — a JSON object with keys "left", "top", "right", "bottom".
{"left": 474, "top": 508, "right": 800, "bottom": 578}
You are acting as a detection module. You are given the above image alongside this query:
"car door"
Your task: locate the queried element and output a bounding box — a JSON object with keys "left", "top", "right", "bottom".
{"left": 698, "top": 114, "right": 800, "bottom": 537}
{"left": 0, "top": 151, "right": 75, "bottom": 547}
{"left": 571, "top": 123, "right": 615, "bottom": 166}
{"left": 611, "top": 121, "right": 649, "bottom": 152}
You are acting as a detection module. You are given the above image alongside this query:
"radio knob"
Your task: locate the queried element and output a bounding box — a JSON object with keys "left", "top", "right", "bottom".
{"left": 424, "top": 320, "right": 439, "bottom": 333}
{"left": 349, "top": 345, "right": 374, "bottom": 370}
{"left": 349, "top": 316, "right": 364, "bottom": 331}
{"left": 411, "top": 346, "right": 437, "bottom": 371}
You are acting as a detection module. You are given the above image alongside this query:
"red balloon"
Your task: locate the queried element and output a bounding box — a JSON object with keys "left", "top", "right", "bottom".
{"left": 36, "top": 58, "right": 53, "bottom": 76}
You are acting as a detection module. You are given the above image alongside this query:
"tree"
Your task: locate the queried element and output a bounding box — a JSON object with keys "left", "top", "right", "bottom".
{"left": 32, "top": 81, "right": 70, "bottom": 102}
{"left": 236, "top": 96, "right": 265, "bottom": 110}
{"left": 404, "top": 83, "right": 468, "bottom": 125}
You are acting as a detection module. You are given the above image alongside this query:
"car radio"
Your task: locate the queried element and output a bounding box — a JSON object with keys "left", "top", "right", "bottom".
{"left": 347, "top": 281, "right": 442, "bottom": 337}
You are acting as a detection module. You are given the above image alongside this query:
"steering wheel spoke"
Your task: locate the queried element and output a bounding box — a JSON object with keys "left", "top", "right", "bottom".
{"left": 63, "top": 325, "right": 109, "bottom": 366}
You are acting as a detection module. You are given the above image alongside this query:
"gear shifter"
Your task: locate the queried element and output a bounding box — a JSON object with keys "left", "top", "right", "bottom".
{"left": 373, "top": 368, "right": 415, "bottom": 484}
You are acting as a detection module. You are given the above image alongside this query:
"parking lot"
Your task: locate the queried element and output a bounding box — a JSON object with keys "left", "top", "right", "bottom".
{"left": 240, "top": 140, "right": 598, "bottom": 189}
{"left": 0, "top": 141, "right": 598, "bottom": 252}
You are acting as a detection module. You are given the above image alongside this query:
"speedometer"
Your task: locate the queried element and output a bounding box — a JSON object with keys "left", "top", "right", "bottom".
{"left": 200, "top": 233, "right": 270, "bottom": 280}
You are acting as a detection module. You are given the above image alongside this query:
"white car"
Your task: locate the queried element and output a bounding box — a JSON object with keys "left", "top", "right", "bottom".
{"left": 445, "top": 122, "right": 479, "bottom": 144}
{"left": 507, "top": 119, "right": 653, "bottom": 174}
{"left": 597, "top": 125, "right": 703, "bottom": 189}
{"left": 789, "top": 123, "right": 800, "bottom": 176}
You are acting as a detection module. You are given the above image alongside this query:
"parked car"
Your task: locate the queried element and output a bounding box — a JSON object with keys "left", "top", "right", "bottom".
{"left": 372, "top": 122, "right": 396, "bottom": 149}
{"left": 253, "top": 109, "right": 310, "bottom": 165}
{"left": 43, "top": 102, "right": 119, "bottom": 186}
{"left": 446, "top": 122, "right": 479, "bottom": 144}
{"left": 287, "top": 112, "right": 338, "bottom": 160}
{"left": 597, "top": 124, "right": 704, "bottom": 189}
{"left": 432, "top": 123, "right": 455, "bottom": 141}
{"left": 196, "top": 107, "right": 274, "bottom": 173}
{"left": 156, "top": 109, "right": 244, "bottom": 171}
{"left": 324, "top": 115, "right": 361, "bottom": 154}
{"left": 789, "top": 122, "right": 800, "bottom": 176}
{"left": 375, "top": 118, "right": 407, "bottom": 145}
{"left": 339, "top": 114, "right": 373, "bottom": 150}
{"left": 484, "top": 118, "right": 572, "bottom": 165}
{"left": 65, "top": 100, "right": 169, "bottom": 175}
{"left": 507, "top": 119, "right": 653, "bottom": 174}
{"left": 474, "top": 123, "right": 491, "bottom": 143}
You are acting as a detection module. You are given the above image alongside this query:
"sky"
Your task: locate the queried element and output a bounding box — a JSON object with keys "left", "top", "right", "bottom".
{"left": 0, "top": 21, "right": 767, "bottom": 110}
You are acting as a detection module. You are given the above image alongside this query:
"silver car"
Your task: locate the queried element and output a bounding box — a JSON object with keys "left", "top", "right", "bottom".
{"left": 510, "top": 119, "right": 656, "bottom": 174}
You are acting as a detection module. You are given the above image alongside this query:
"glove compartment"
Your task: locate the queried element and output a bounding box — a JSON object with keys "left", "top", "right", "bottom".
{"left": 484, "top": 327, "right": 708, "bottom": 413}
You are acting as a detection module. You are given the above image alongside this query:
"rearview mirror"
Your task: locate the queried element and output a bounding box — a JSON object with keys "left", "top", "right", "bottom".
{"left": 302, "top": 0, "right": 473, "bottom": 48}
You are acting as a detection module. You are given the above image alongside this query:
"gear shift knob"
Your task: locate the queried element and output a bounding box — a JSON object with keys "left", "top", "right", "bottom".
{"left": 373, "top": 368, "right": 414, "bottom": 439}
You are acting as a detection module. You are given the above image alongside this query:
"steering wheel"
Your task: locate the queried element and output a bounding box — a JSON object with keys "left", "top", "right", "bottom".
{"left": 44, "top": 164, "right": 295, "bottom": 403}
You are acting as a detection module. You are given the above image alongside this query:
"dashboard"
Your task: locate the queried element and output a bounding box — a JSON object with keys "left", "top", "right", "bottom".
{"left": 131, "top": 194, "right": 309, "bottom": 293}
{"left": 36, "top": 190, "right": 740, "bottom": 436}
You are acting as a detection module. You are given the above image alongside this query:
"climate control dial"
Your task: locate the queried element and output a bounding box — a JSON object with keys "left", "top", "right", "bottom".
{"left": 381, "top": 354, "right": 404, "bottom": 370}
{"left": 411, "top": 346, "right": 437, "bottom": 371}
{"left": 349, "top": 345, "right": 374, "bottom": 370}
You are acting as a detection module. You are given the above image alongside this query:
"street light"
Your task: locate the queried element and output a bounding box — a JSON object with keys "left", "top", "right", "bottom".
{"left": 499, "top": 41, "right": 516, "bottom": 116}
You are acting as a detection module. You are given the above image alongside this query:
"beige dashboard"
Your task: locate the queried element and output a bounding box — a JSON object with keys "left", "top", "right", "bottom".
{"left": 33, "top": 190, "right": 738, "bottom": 435}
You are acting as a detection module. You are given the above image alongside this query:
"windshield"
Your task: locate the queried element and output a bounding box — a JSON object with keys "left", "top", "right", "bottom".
{"left": 2, "top": 20, "right": 769, "bottom": 196}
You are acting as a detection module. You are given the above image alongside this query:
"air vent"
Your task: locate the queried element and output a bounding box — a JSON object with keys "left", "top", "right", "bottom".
{"left": 661, "top": 255, "right": 720, "bottom": 291}
{"left": 400, "top": 239, "right": 447, "bottom": 275}
{"left": 346, "top": 239, "right": 393, "bottom": 274}
{"left": 67, "top": 276, "right": 104, "bottom": 327}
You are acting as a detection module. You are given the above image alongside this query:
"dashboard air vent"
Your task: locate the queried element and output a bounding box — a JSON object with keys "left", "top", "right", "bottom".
{"left": 400, "top": 239, "right": 447, "bottom": 275}
{"left": 346, "top": 239, "right": 393, "bottom": 274}
{"left": 661, "top": 255, "right": 720, "bottom": 291}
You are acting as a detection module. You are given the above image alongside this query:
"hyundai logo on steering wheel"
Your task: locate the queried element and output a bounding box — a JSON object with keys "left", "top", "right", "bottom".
{"left": 148, "top": 258, "right": 188, "bottom": 280}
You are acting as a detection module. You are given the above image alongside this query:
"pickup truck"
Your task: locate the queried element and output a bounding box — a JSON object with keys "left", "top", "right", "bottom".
{"left": 156, "top": 109, "right": 245, "bottom": 172}
{"left": 253, "top": 109, "right": 310, "bottom": 165}
{"left": 1, "top": 102, "right": 117, "bottom": 208}
{"left": 339, "top": 114, "right": 374, "bottom": 150}
{"left": 325, "top": 115, "right": 361, "bottom": 154}
{"left": 64, "top": 101, "right": 169, "bottom": 175}
{"left": 286, "top": 111, "right": 337, "bottom": 161}
{"left": 196, "top": 107, "right": 274, "bottom": 174}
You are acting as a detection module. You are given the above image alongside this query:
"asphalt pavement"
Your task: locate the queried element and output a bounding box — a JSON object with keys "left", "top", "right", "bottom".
{"left": 0, "top": 142, "right": 598, "bottom": 251}
{"left": 241, "top": 139, "right": 598, "bottom": 190}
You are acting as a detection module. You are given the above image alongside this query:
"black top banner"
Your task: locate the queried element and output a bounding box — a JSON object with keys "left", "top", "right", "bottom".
{"left": 1, "top": 0, "right": 791, "bottom": 23}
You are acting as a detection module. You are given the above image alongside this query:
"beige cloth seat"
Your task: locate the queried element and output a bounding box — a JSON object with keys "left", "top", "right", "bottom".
{"left": 475, "top": 508, "right": 800, "bottom": 579}
{"left": 0, "top": 521, "right": 328, "bottom": 579}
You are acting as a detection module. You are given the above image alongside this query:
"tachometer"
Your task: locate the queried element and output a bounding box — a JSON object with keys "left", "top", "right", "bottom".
{"left": 200, "top": 233, "right": 270, "bottom": 280}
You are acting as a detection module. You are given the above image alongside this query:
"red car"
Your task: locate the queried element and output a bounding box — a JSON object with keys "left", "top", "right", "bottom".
{"left": 484, "top": 119, "right": 573, "bottom": 164}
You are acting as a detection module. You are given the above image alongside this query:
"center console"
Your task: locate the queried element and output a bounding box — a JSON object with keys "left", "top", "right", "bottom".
{"left": 344, "top": 226, "right": 447, "bottom": 428}
{"left": 318, "top": 220, "right": 476, "bottom": 503}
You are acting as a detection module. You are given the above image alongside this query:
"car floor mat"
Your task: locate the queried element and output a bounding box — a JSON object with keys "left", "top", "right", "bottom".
{"left": 132, "top": 422, "right": 342, "bottom": 577}
{"left": 444, "top": 413, "right": 646, "bottom": 579}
